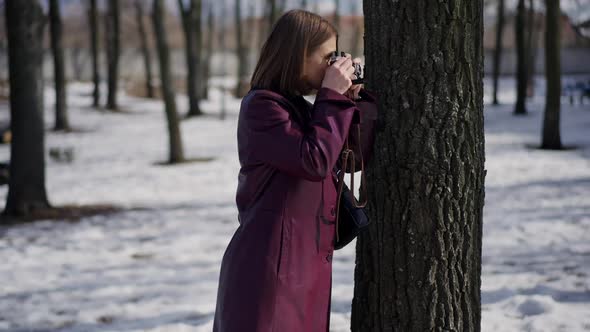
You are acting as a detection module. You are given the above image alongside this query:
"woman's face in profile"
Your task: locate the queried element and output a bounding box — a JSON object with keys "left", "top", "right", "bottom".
{"left": 302, "top": 35, "right": 337, "bottom": 93}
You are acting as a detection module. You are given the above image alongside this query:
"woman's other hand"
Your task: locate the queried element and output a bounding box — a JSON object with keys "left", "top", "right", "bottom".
{"left": 321, "top": 54, "right": 355, "bottom": 94}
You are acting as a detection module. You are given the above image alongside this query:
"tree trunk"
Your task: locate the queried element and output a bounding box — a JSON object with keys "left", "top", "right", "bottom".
{"left": 89, "top": 0, "right": 100, "bottom": 107}
{"left": 179, "top": 0, "right": 203, "bottom": 117}
{"left": 541, "top": 0, "right": 562, "bottom": 149}
{"left": 235, "top": 0, "right": 249, "bottom": 97}
{"left": 152, "top": 0, "right": 185, "bottom": 163}
{"left": 49, "top": 0, "right": 69, "bottom": 131}
{"left": 106, "top": 0, "right": 120, "bottom": 110}
{"left": 352, "top": 1, "right": 485, "bottom": 331}
{"left": 200, "top": 3, "right": 214, "bottom": 100}
{"left": 135, "top": 0, "right": 155, "bottom": 99}
{"left": 492, "top": 0, "right": 504, "bottom": 105}
{"left": 514, "top": 0, "right": 528, "bottom": 115}
{"left": 526, "top": 0, "right": 538, "bottom": 97}
{"left": 4, "top": 0, "right": 51, "bottom": 217}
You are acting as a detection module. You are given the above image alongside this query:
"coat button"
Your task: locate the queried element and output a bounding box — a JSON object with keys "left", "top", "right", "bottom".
{"left": 325, "top": 254, "right": 332, "bottom": 262}
{"left": 330, "top": 207, "right": 336, "bottom": 216}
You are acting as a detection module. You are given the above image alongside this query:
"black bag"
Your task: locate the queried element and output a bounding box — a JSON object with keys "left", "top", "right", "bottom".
{"left": 333, "top": 125, "right": 371, "bottom": 250}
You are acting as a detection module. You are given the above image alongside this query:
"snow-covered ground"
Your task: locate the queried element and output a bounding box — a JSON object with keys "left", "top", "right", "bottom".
{"left": 0, "top": 76, "right": 589, "bottom": 332}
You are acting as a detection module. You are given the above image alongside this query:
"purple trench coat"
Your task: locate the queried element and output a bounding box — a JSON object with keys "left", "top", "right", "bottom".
{"left": 213, "top": 86, "right": 378, "bottom": 332}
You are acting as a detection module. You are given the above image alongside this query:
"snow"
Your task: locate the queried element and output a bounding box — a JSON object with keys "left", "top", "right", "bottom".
{"left": 0, "top": 76, "right": 589, "bottom": 331}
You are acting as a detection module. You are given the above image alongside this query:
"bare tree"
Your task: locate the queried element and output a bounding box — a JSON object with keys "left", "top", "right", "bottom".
{"left": 200, "top": 1, "right": 214, "bottom": 100}
{"left": 106, "top": 0, "right": 120, "bottom": 110}
{"left": 152, "top": 0, "right": 185, "bottom": 163}
{"left": 526, "top": 0, "right": 540, "bottom": 97}
{"left": 492, "top": 0, "right": 505, "bottom": 105}
{"left": 541, "top": 0, "right": 563, "bottom": 149}
{"left": 89, "top": 0, "right": 100, "bottom": 107}
{"left": 352, "top": 1, "right": 486, "bottom": 330}
{"left": 4, "top": 0, "right": 51, "bottom": 217}
{"left": 135, "top": 0, "right": 155, "bottom": 98}
{"left": 178, "top": 0, "right": 204, "bottom": 117}
{"left": 235, "top": 0, "right": 249, "bottom": 97}
{"left": 514, "top": 0, "right": 528, "bottom": 115}
{"left": 49, "top": 0, "right": 69, "bottom": 131}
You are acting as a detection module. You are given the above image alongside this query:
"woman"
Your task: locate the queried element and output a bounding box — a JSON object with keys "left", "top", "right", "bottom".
{"left": 213, "top": 9, "right": 378, "bottom": 332}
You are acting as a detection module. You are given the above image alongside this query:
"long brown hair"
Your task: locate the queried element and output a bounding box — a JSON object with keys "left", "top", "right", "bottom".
{"left": 250, "top": 10, "right": 337, "bottom": 96}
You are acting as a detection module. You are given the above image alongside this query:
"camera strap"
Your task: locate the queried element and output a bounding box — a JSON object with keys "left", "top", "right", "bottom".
{"left": 335, "top": 124, "right": 368, "bottom": 242}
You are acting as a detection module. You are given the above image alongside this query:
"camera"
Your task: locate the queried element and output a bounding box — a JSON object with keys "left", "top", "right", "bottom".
{"left": 328, "top": 53, "right": 364, "bottom": 85}
{"left": 327, "top": 35, "right": 364, "bottom": 85}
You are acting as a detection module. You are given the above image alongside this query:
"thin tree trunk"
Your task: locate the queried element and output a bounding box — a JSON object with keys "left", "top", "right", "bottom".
{"left": 526, "top": 0, "right": 538, "bottom": 97}
{"left": 179, "top": 0, "right": 203, "bottom": 117}
{"left": 301, "top": 0, "right": 307, "bottom": 10}
{"left": 541, "top": 0, "right": 562, "bottom": 149}
{"left": 152, "top": 0, "right": 185, "bottom": 163}
{"left": 49, "top": 0, "right": 69, "bottom": 131}
{"left": 492, "top": 0, "right": 504, "bottom": 105}
{"left": 352, "top": 1, "right": 485, "bottom": 331}
{"left": 4, "top": 0, "right": 51, "bottom": 217}
{"left": 89, "top": 0, "right": 100, "bottom": 107}
{"left": 514, "top": 0, "right": 528, "bottom": 115}
{"left": 106, "top": 0, "right": 120, "bottom": 110}
{"left": 201, "top": 3, "right": 214, "bottom": 100}
{"left": 135, "top": 0, "right": 155, "bottom": 98}
{"left": 235, "top": 0, "right": 249, "bottom": 97}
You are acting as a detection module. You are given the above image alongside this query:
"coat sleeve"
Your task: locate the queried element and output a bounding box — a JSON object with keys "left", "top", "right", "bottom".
{"left": 245, "top": 87, "right": 359, "bottom": 181}
{"left": 338, "top": 87, "right": 379, "bottom": 173}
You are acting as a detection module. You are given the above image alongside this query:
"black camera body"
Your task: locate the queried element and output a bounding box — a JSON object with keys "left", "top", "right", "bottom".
{"left": 328, "top": 51, "right": 364, "bottom": 85}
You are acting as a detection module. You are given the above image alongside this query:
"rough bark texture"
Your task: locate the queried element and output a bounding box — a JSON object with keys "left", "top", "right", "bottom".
{"left": 4, "top": 0, "right": 51, "bottom": 217}
{"left": 89, "top": 0, "right": 100, "bottom": 107}
{"left": 541, "top": 0, "right": 562, "bottom": 149}
{"left": 514, "top": 0, "right": 528, "bottom": 115}
{"left": 135, "top": 0, "right": 155, "bottom": 99}
{"left": 492, "top": 0, "right": 504, "bottom": 105}
{"left": 152, "top": 0, "right": 185, "bottom": 163}
{"left": 352, "top": 1, "right": 486, "bottom": 331}
{"left": 179, "top": 0, "right": 203, "bottom": 116}
{"left": 49, "top": 0, "right": 69, "bottom": 131}
{"left": 106, "top": 0, "right": 120, "bottom": 110}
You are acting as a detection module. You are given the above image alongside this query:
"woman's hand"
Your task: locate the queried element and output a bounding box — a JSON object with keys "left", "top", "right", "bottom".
{"left": 345, "top": 58, "right": 363, "bottom": 100}
{"left": 321, "top": 54, "right": 355, "bottom": 95}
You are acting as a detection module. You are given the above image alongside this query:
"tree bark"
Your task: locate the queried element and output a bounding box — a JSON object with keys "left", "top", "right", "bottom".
{"left": 514, "top": 0, "right": 528, "bottom": 115}
{"left": 4, "top": 0, "right": 51, "bottom": 217}
{"left": 152, "top": 0, "right": 185, "bottom": 163}
{"left": 352, "top": 1, "right": 485, "bottom": 331}
{"left": 541, "top": 0, "right": 562, "bottom": 149}
{"left": 49, "top": 0, "right": 69, "bottom": 131}
{"left": 89, "top": 0, "right": 100, "bottom": 107}
{"left": 178, "top": 0, "right": 203, "bottom": 117}
{"left": 106, "top": 0, "right": 120, "bottom": 110}
{"left": 135, "top": 0, "right": 155, "bottom": 99}
{"left": 235, "top": 0, "right": 249, "bottom": 97}
{"left": 492, "top": 0, "right": 504, "bottom": 105}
